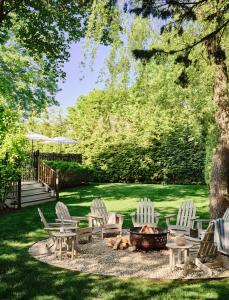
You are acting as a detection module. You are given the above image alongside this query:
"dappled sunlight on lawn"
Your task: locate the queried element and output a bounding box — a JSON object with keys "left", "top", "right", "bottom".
{"left": 1, "top": 183, "right": 228, "bottom": 299}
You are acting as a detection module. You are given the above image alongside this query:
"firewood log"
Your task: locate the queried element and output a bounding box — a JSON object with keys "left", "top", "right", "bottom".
{"left": 106, "top": 238, "right": 116, "bottom": 247}
{"left": 122, "top": 242, "right": 129, "bottom": 249}
{"left": 121, "top": 236, "right": 129, "bottom": 244}
{"left": 113, "top": 237, "right": 122, "bottom": 250}
{"left": 119, "top": 243, "right": 125, "bottom": 250}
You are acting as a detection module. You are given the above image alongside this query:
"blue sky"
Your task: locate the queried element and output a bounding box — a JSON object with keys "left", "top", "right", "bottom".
{"left": 56, "top": 40, "right": 110, "bottom": 110}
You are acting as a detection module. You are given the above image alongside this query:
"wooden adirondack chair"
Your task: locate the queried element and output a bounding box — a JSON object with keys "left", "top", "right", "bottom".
{"left": 55, "top": 202, "right": 92, "bottom": 242}
{"left": 55, "top": 201, "right": 88, "bottom": 226}
{"left": 38, "top": 208, "right": 77, "bottom": 234}
{"left": 196, "top": 208, "right": 229, "bottom": 239}
{"left": 165, "top": 200, "right": 199, "bottom": 236}
{"left": 38, "top": 208, "right": 77, "bottom": 252}
{"left": 88, "top": 198, "right": 124, "bottom": 239}
{"left": 185, "top": 223, "right": 217, "bottom": 276}
{"left": 130, "top": 198, "right": 160, "bottom": 227}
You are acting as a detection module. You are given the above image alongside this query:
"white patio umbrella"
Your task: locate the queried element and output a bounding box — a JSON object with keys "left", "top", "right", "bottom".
{"left": 44, "top": 136, "right": 79, "bottom": 152}
{"left": 26, "top": 132, "right": 51, "bottom": 151}
{"left": 51, "top": 136, "right": 79, "bottom": 144}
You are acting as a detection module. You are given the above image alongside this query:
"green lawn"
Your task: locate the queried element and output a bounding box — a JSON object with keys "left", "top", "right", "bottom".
{"left": 0, "top": 183, "right": 228, "bottom": 300}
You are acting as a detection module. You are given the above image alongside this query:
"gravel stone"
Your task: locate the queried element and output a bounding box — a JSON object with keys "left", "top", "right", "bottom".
{"left": 29, "top": 232, "right": 229, "bottom": 280}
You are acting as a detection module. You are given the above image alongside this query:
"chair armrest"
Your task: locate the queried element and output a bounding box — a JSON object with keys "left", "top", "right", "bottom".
{"left": 190, "top": 216, "right": 200, "bottom": 221}
{"left": 72, "top": 216, "right": 88, "bottom": 221}
{"left": 48, "top": 223, "right": 64, "bottom": 226}
{"left": 164, "top": 214, "right": 176, "bottom": 219}
{"left": 116, "top": 213, "right": 125, "bottom": 217}
{"left": 194, "top": 218, "right": 211, "bottom": 231}
{"left": 55, "top": 219, "right": 79, "bottom": 224}
{"left": 45, "top": 225, "right": 77, "bottom": 231}
{"left": 45, "top": 227, "right": 61, "bottom": 231}
{"left": 56, "top": 218, "right": 79, "bottom": 223}
{"left": 194, "top": 218, "right": 210, "bottom": 223}
{"left": 184, "top": 235, "right": 201, "bottom": 243}
{"left": 87, "top": 214, "right": 104, "bottom": 220}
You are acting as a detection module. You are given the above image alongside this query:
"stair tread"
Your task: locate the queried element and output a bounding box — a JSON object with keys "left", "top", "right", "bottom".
{"left": 22, "top": 186, "right": 44, "bottom": 190}
{"left": 21, "top": 198, "right": 56, "bottom": 207}
{"left": 21, "top": 191, "right": 48, "bottom": 197}
{"left": 21, "top": 194, "right": 53, "bottom": 201}
{"left": 21, "top": 196, "right": 54, "bottom": 203}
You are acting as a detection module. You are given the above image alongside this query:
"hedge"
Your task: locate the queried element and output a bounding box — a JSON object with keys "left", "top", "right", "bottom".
{"left": 45, "top": 161, "right": 91, "bottom": 188}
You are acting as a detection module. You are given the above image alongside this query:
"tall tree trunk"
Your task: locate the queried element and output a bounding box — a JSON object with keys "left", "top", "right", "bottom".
{"left": 210, "top": 56, "right": 229, "bottom": 218}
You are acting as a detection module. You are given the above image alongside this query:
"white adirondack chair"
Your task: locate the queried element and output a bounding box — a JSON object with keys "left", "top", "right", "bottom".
{"left": 130, "top": 198, "right": 160, "bottom": 227}
{"left": 165, "top": 200, "right": 199, "bottom": 236}
{"left": 88, "top": 198, "right": 124, "bottom": 239}
{"left": 55, "top": 202, "right": 92, "bottom": 241}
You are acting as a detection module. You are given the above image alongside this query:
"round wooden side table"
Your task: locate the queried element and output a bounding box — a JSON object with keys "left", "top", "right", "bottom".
{"left": 166, "top": 242, "right": 193, "bottom": 270}
{"left": 53, "top": 232, "right": 78, "bottom": 260}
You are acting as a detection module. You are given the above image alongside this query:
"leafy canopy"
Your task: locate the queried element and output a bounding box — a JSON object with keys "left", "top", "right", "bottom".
{"left": 0, "top": 0, "right": 93, "bottom": 77}
{"left": 0, "top": 41, "right": 59, "bottom": 113}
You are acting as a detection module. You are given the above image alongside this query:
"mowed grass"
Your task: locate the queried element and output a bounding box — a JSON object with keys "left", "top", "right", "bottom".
{"left": 0, "top": 183, "right": 228, "bottom": 300}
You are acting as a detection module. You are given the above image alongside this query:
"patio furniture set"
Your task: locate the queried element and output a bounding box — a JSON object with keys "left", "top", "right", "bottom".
{"left": 38, "top": 198, "right": 229, "bottom": 274}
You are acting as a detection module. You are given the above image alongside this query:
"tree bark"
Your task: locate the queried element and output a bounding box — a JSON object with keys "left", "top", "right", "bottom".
{"left": 210, "top": 56, "right": 229, "bottom": 218}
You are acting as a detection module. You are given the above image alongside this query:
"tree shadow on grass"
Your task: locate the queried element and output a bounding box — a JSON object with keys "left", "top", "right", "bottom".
{"left": 1, "top": 245, "right": 229, "bottom": 300}
{"left": 60, "top": 183, "right": 208, "bottom": 202}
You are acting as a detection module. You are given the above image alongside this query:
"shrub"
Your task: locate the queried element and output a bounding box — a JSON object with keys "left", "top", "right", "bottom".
{"left": 0, "top": 103, "right": 27, "bottom": 208}
{"left": 89, "top": 125, "right": 205, "bottom": 184}
{"left": 45, "top": 160, "right": 91, "bottom": 188}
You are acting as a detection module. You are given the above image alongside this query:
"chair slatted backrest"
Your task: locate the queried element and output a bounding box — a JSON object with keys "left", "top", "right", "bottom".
{"left": 56, "top": 201, "right": 71, "bottom": 221}
{"left": 223, "top": 208, "right": 229, "bottom": 220}
{"left": 136, "top": 198, "right": 155, "bottom": 225}
{"left": 91, "top": 198, "right": 109, "bottom": 223}
{"left": 176, "top": 200, "right": 196, "bottom": 228}
{"left": 38, "top": 208, "right": 48, "bottom": 228}
{"left": 197, "top": 223, "right": 217, "bottom": 259}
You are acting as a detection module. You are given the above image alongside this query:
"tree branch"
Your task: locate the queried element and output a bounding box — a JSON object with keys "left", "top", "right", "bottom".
{"left": 133, "top": 18, "right": 229, "bottom": 60}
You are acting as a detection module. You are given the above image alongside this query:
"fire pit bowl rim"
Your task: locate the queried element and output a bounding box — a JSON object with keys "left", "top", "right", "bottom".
{"left": 129, "top": 226, "right": 168, "bottom": 235}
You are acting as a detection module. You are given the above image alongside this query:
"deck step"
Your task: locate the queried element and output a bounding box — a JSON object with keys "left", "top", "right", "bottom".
{"left": 22, "top": 182, "right": 44, "bottom": 190}
{"left": 6, "top": 181, "right": 56, "bottom": 208}
{"left": 21, "top": 190, "right": 48, "bottom": 197}
{"left": 20, "top": 181, "right": 55, "bottom": 207}
{"left": 21, "top": 193, "right": 53, "bottom": 202}
{"left": 21, "top": 197, "right": 56, "bottom": 207}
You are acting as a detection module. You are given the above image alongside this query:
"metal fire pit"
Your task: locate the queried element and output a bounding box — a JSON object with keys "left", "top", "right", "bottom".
{"left": 129, "top": 227, "right": 168, "bottom": 250}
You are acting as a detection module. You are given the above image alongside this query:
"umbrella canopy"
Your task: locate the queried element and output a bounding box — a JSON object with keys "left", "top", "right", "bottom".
{"left": 27, "top": 132, "right": 51, "bottom": 142}
{"left": 44, "top": 136, "right": 79, "bottom": 144}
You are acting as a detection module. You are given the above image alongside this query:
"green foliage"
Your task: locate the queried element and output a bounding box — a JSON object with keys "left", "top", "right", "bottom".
{"left": 65, "top": 36, "right": 213, "bottom": 184}
{"left": 88, "top": 125, "right": 205, "bottom": 184}
{"left": 0, "top": 101, "right": 27, "bottom": 206}
{"left": 0, "top": 42, "right": 58, "bottom": 113}
{"left": 45, "top": 160, "right": 91, "bottom": 187}
{"left": 45, "top": 160, "right": 90, "bottom": 173}
{"left": 0, "top": 1, "right": 93, "bottom": 78}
